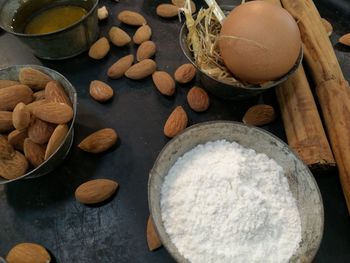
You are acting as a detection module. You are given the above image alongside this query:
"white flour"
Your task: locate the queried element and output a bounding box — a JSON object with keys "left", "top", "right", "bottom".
{"left": 161, "top": 140, "right": 301, "bottom": 263}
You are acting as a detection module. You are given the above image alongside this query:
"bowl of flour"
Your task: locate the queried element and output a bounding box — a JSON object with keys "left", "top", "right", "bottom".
{"left": 148, "top": 121, "right": 323, "bottom": 263}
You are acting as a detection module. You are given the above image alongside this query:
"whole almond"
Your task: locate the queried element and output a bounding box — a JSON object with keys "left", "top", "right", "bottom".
{"left": 187, "top": 86, "right": 210, "bottom": 112}
{"left": 33, "top": 90, "right": 45, "bottom": 101}
{"left": 125, "top": 59, "right": 157, "bottom": 80}
{"left": 152, "top": 71, "right": 175, "bottom": 96}
{"left": 25, "top": 99, "right": 48, "bottom": 113}
{"left": 75, "top": 179, "right": 119, "bottom": 204}
{"left": 45, "top": 81, "right": 71, "bottom": 106}
{"left": 8, "top": 129, "right": 28, "bottom": 151}
{"left": 32, "top": 102, "right": 73, "bottom": 124}
{"left": 0, "top": 151, "right": 28, "bottom": 179}
{"left": 242, "top": 104, "right": 276, "bottom": 126}
{"left": 164, "top": 106, "right": 188, "bottom": 138}
{"left": 136, "top": 41, "right": 156, "bottom": 61}
{"left": 28, "top": 118, "right": 56, "bottom": 144}
{"left": 339, "top": 33, "right": 350, "bottom": 46}
{"left": 108, "top": 26, "right": 131, "bottom": 47}
{"left": 0, "top": 84, "right": 33, "bottom": 111}
{"left": 6, "top": 243, "right": 51, "bottom": 263}
{"left": 45, "top": 124, "right": 69, "bottom": 160}
{"left": 0, "top": 111, "right": 14, "bottom": 133}
{"left": 174, "top": 63, "right": 196, "bottom": 84}
{"left": 156, "top": 4, "right": 179, "bottom": 18}
{"left": 0, "top": 80, "right": 20, "bottom": 89}
{"left": 24, "top": 138, "right": 46, "bottom": 167}
{"left": 88, "top": 37, "right": 110, "bottom": 60}
{"left": 0, "top": 135, "right": 15, "bottom": 159}
{"left": 172, "top": 0, "right": 196, "bottom": 13}
{"left": 147, "top": 215, "right": 162, "bottom": 251}
{"left": 78, "top": 128, "right": 117, "bottom": 153}
{"left": 133, "top": 25, "right": 152, "bottom": 44}
{"left": 19, "top": 68, "right": 52, "bottom": 90}
{"left": 321, "top": 18, "right": 332, "bottom": 37}
{"left": 117, "top": 10, "right": 146, "bottom": 26}
{"left": 89, "top": 80, "right": 114, "bottom": 102}
{"left": 12, "top": 102, "right": 31, "bottom": 130}
{"left": 107, "top": 54, "right": 134, "bottom": 79}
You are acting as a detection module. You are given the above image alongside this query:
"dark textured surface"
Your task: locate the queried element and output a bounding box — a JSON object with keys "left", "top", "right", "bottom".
{"left": 0, "top": 0, "right": 349, "bottom": 262}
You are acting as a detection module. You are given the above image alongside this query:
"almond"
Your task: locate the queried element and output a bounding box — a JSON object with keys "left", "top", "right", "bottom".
{"left": 107, "top": 54, "right": 134, "bottom": 79}
{"left": 89, "top": 80, "right": 114, "bottom": 102}
{"left": 19, "top": 68, "right": 52, "bottom": 90}
{"left": 187, "top": 86, "right": 210, "bottom": 112}
{"left": 136, "top": 41, "right": 156, "bottom": 61}
{"left": 147, "top": 215, "right": 162, "bottom": 251}
{"left": 75, "top": 179, "right": 119, "bottom": 204}
{"left": 321, "top": 18, "right": 332, "bottom": 37}
{"left": 174, "top": 63, "right": 196, "bottom": 84}
{"left": 45, "top": 124, "right": 69, "bottom": 160}
{"left": 125, "top": 59, "right": 157, "bottom": 80}
{"left": 0, "top": 151, "right": 28, "bottom": 179}
{"left": 12, "top": 102, "right": 31, "bottom": 130}
{"left": 0, "top": 80, "right": 20, "bottom": 89}
{"left": 172, "top": 0, "right": 196, "bottom": 13}
{"left": 242, "top": 104, "right": 276, "bottom": 126}
{"left": 156, "top": 4, "right": 179, "bottom": 18}
{"left": 0, "top": 135, "right": 15, "bottom": 159}
{"left": 28, "top": 118, "right": 56, "bottom": 144}
{"left": 108, "top": 26, "right": 131, "bottom": 47}
{"left": 152, "top": 71, "right": 175, "bottom": 96}
{"left": 339, "top": 33, "right": 350, "bottom": 46}
{"left": 0, "top": 84, "right": 33, "bottom": 111}
{"left": 164, "top": 106, "right": 188, "bottom": 138}
{"left": 117, "top": 10, "right": 146, "bottom": 26}
{"left": 78, "top": 128, "right": 117, "bottom": 153}
{"left": 32, "top": 102, "right": 73, "bottom": 124}
{"left": 33, "top": 90, "right": 45, "bottom": 101}
{"left": 25, "top": 99, "right": 48, "bottom": 113}
{"left": 133, "top": 24, "right": 152, "bottom": 45}
{"left": 88, "top": 37, "right": 110, "bottom": 60}
{"left": 8, "top": 129, "right": 28, "bottom": 151}
{"left": 24, "top": 138, "right": 46, "bottom": 167}
{"left": 6, "top": 243, "right": 51, "bottom": 263}
{"left": 45, "top": 80, "right": 71, "bottom": 106}
{"left": 0, "top": 111, "right": 14, "bottom": 133}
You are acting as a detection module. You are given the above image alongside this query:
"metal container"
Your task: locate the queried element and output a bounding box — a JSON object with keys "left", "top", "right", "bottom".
{"left": 0, "top": 0, "right": 99, "bottom": 60}
{"left": 0, "top": 65, "right": 77, "bottom": 184}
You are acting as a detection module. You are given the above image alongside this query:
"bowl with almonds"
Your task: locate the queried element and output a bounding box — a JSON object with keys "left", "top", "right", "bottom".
{"left": 0, "top": 64, "right": 77, "bottom": 184}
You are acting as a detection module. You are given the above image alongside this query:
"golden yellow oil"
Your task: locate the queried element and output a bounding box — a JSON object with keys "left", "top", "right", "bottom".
{"left": 24, "top": 5, "right": 87, "bottom": 35}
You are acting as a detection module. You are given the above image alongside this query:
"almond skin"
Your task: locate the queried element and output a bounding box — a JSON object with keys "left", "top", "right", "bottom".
{"left": 133, "top": 25, "right": 152, "bottom": 45}
{"left": 32, "top": 102, "right": 73, "bottom": 124}
{"left": 0, "top": 80, "right": 20, "bottom": 89}
{"left": 45, "top": 124, "right": 69, "bottom": 160}
{"left": 33, "top": 90, "right": 45, "bottom": 101}
{"left": 88, "top": 37, "right": 110, "bottom": 60}
{"left": 156, "top": 4, "right": 179, "bottom": 18}
{"left": 136, "top": 41, "right": 156, "bottom": 61}
{"left": 174, "top": 63, "right": 196, "bottom": 84}
{"left": 164, "top": 106, "right": 188, "bottom": 138}
{"left": 89, "top": 80, "right": 114, "bottom": 102}
{"left": 108, "top": 26, "right": 131, "bottom": 47}
{"left": 242, "top": 104, "right": 276, "bottom": 126}
{"left": 117, "top": 10, "right": 146, "bottom": 26}
{"left": 107, "top": 54, "right": 134, "bottom": 79}
{"left": 19, "top": 68, "right": 52, "bottom": 90}
{"left": 75, "top": 179, "right": 119, "bottom": 204}
{"left": 339, "top": 33, "right": 350, "bottom": 46}
{"left": 23, "top": 138, "right": 46, "bottom": 167}
{"left": 0, "top": 135, "right": 15, "bottom": 159}
{"left": 45, "top": 80, "right": 71, "bottom": 106}
{"left": 78, "top": 128, "right": 118, "bottom": 153}
{"left": 147, "top": 215, "right": 162, "bottom": 251}
{"left": 8, "top": 129, "right": 28, "bottom": 151}
{"left": 125, "top": 59, "right": 157, "bottom": 80}
{"left": 172, "top": 0, "right": 196, "bottom": 13}
{"left": 0, "top": 151, "right": 28, "bottom": 179}
{"left": 187, "top": 86, "right": 210, "bottom": 112}
{"left": 6, "top": 243, "right": 51, "bottom": 263}
{"left": 152, "top": 71, "right": 175, "bottom": 96}
{"left": 25, "top": 99, "right": 48, "bottom": 113}
{"left": 0, "top": 84, "right": 33, "bottom": 111}
{"left": 12, "top": 102, "right": 31, "bottom": 130}
{"left": 0, "top": 111, "right": 14, "bottom": 133}
{"left": 28, "top": 118, "right": 56, "bottom": 145}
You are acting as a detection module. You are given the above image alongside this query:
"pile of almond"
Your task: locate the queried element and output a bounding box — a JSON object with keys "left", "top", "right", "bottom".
{"left": 0, "top": 67, "right": 73, "bottom": 180}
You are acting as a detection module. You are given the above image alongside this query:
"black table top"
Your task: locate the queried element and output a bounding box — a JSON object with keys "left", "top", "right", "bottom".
{"left": 0, "top": 0, "right": 349, "bottom": 262}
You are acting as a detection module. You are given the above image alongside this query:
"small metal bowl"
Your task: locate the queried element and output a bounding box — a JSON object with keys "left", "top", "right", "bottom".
{"left": 0, "top": 65, "right": 77, "bottom": 184}
{"left": 148, "top": 121, "right": 324, "bottom": 263}
{"left": 0, "top": 0, "right": 99, "bottom": 60}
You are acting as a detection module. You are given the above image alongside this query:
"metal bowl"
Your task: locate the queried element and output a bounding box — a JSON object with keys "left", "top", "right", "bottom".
{"left": 0, "top": 0, "right": 99, "bottom": 60}
{"left": 148, "top": 121, "right": 324, "bottom": 263}
{"left": 0, "top": 64, "right": 77, "bottom": 184}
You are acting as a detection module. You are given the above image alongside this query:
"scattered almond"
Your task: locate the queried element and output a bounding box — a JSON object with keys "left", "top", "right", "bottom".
{"left": 25, "top": 99, "right": 48, "bottom": 113}
{"left": 172, "top": 0, "right": 196, "bottom": 13}
{"left": 89, "top": 80, "right": 114, "bottom": 102}
{"left": 136, "top": 41, "right": 156, "bottom": 61}
{"left": 32, "top": 102, "right": 73, "bottom": 124}
{"left": 45, "top": 124, "right": 69, "bottom": 160}
{"left": 19, "top": 68, "right": 52, "bottom": 90}
{"left": 45, "top": 81, "right": 71, "bottom": 106}
{"left": 339, "top": 33, "right": 350, "bottom": 46}
{"left": 0, "top": 80, "right": 20, "bottom": 89}
{"left": 0, "top": 111, "right": 14, "bottom": 133}
{"left": 0, "top": 135, "right": 15, "bottom": 159}
{"left": 156, "top": 4, "right": 179, "bottom": 18}
{"left": 152, "top": 71, "right": 175, "bottom": 96}
{"left": 12, "top": 102, "right": 31, "bottom": 130}
{"left": 28, "top": 118, "right": 56, "bottom": 144}
{"left": 75, "top": 179, "right": 119, "bottom": 204}
{"left": 0, "top": 84, "right": 33, "bottom": 111}
{"left": 6, "top": 243, "right": 51, "bottom": 263}
{"left": 88, "top": 37, "right": 110, "bottom": 60}
{"left": 108, "top": 26, "right": 131, "bottom": 47}
{"left": 147, "top": 215, "right": 162, "bottom": 251}
{"left": 133, "top": 24, "right": 152, "bottom": 44}
{"left": 97, "top": 5, "right": 109, "bottom": 20}
{"left": 23, "top": 138, "right": 46, "bottom": 167}
{"left": 108, "top": 54, "right": 134, "bottom": 79}
{"left": 187, "top": 86, "right": 210, "bottom": 112}
{"left": 8, "top": 129, "right": 28, "bottom": 151}
{"left": 242, "top": 104, "right": 276, "bottom": 126}
{"left": 33, "top": 90, "right": 45, "bottom": 101}
{"left": 164, "top": 106, "right": 188, "bottom": 138}
{"left": 125, "top": 59, "right": 157, "bottom": 80}
{"left": 78, "top": 128, "right": 117, "bottom": 153}
{"left": 117, "top": 10, "right": 146, "bottom": 26}
{"left": 0, "top": 151, "right": 28, "bottom": 179}
{"left": 174, "top": 63, "right": 196, "bottom": 84}
{"left": 321, "top": 18, "right": 332, "bottom": 37}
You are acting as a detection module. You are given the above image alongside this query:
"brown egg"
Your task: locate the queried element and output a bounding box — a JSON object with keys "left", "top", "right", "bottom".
{"left": 219, "top": 1, "right": 301, "bottom": 84}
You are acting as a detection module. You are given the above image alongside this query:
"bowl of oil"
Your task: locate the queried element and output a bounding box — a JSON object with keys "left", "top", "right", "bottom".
{"left": 0, "top": 0, "right": 99, "bottom": 59}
